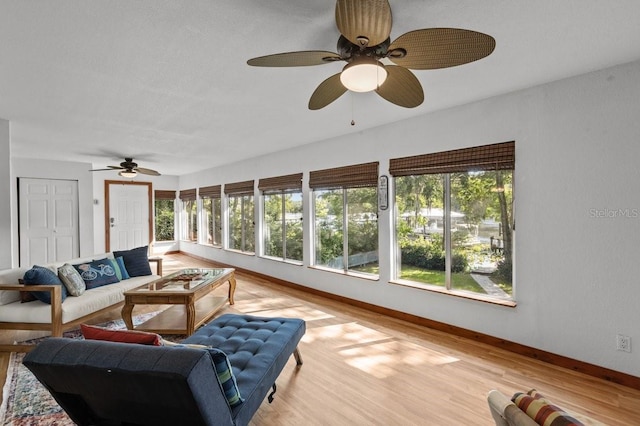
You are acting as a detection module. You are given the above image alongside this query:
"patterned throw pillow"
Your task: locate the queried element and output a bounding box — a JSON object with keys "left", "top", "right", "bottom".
{"left": 58, "top": 263, "right": 86, "bottom": 296}
{"left": 113, "top": 246, "right": 152, "bottom": 277}
{"left": 207, "top": 348, "right": 244, "bottom": 408}
{"left": 22, "top": 266, "right": 68, "bottom": 304}
{"left": 512, "top": 390, "right": 584, "bottom": 426}
{"left": 81, "top": 324, "right": 162, "bottom": 345}
{"left": 73, "top": 259, "right": 120, "bottom": 290}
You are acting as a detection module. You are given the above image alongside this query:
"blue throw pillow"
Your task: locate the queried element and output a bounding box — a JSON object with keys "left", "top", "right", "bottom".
{"left": 115, "top": 256, "right": 130, "bottom": 279}
{"left": 73, "top": 259, "right": 120, "bottom": 290}
{"left": 113, "top": 246, "right": 152, "bottom": 277}
{"left": 23, "top": 266, "right": 68, "bottom": 304}
{"left": 207, "top": 348, "right": 244, "bottom": 408}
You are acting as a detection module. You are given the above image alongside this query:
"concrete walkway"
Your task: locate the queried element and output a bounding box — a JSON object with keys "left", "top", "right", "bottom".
{"left": 470, "top": 273, "right": 510, "bottom": 298}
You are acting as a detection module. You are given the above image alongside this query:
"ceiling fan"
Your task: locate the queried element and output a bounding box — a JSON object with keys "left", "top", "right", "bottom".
{"left": 247, "top": 0, "right": 495, "bottom": 110}
{"left": 90, "top": 158, "right": 161, "bottom": 178}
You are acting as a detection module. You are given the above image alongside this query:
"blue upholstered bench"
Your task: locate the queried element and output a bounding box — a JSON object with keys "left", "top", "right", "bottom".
{"left": 23, "top": 314, "right": 306, "bottom": 426}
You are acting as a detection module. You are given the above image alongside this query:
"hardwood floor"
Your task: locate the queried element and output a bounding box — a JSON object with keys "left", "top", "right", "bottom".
{"left": 2, "top": 253, "right": 640, "bottom": 425}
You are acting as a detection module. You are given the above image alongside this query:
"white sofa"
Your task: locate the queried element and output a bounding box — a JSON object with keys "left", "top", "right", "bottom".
{"left": 0, "top": 252, "right": 161, "bottom": 349}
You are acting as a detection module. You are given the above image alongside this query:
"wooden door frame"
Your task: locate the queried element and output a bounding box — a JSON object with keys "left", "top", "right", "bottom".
{"left": 104, "top": 180, "right": 153, "bottom": 252}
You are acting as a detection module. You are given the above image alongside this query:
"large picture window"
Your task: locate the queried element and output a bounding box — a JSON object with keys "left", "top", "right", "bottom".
{"left": 310, "top": 162, "right": 379, "bottom": 276}
{"left": 200, "top": 185, "right": 222, "bottom": 246}
{"left": 259, "top": 173, "right": 303, "bottom": 263}
{"left": 179, "top": 189, "right": 197, "bottom": 242}
{"left": 391, "top": 142, "right": 515, "bottom": 299}
{"left": 225, "top": 180, "right": 255, "bottom": 254}
{"left": 154, "top": 190, "right": 175, "bottom": 241}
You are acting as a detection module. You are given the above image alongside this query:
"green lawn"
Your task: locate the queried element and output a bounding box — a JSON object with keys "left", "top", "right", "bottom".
{"left": 352, "top": 264, "right": 485, "bottom": 293}
{"left": 399, "top": 265, "right": 484, "bottom": 292}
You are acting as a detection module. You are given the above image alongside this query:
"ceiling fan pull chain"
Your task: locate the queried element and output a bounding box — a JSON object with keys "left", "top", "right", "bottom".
{"left": 351, "top": 92, "right": 356, "bottom": 126}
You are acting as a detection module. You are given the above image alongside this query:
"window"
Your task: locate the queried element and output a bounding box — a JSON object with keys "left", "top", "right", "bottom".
{"left": 391, "top": 141, "right": 515, "bottom": 300}
{"left": 200, "top": 185, "right": 222, "bottom": 246}
{"left": 310, "top": 162, "right": 379, "bottom": 276}
{"left": 179, "top": 188, "right": 197, "bottom": 242}
{"left": 225, "top": 180, "right": 255, "bottom": 253}
{"left": 259, "top": 173, "right": 303, "bottom": 263}
{"left": 154, "top": 190, "right": 175, "bottom": 241}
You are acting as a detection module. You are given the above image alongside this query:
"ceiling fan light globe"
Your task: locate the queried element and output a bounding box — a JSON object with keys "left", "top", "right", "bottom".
{"left": 118, "top": 170, "right": 137, "bottom": 178}
{"left": 340, "top": 59, "right": 387, "bottom": 92}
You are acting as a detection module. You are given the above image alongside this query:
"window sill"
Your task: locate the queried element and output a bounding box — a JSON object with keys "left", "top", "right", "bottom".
{"left": 224, "top": 249, "right": 255, "bottom": 256}
{"left": 308, "top": 265, "right": 379, "bottom": 282}
{"left": 389, "top": 279, "right": 517, "bottom": 307}
{"left": 199, "top": 243, "right": 223, "bottom": 249}
{"left": 260, "top": 255, "right": 303, "bottom": 266}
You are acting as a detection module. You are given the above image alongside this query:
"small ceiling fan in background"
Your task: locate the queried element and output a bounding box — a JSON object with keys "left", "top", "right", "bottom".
{"left": 247, "top": 0, "right": 496, "bottom": 110}
{"left": 90, "top": 158, "right": 161, "bottom": 178}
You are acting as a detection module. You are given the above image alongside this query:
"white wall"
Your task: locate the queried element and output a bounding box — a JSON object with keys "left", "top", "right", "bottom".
{"left": 0, "top": 119, "right": 11, "bottom": 269}
{"left": 178, "top": 59, "right": 640, "bottom": 377}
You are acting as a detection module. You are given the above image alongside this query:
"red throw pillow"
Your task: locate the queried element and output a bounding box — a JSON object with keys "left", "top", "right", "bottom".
{"left": 80, "top": 324, "right": 162, "bottom": 346}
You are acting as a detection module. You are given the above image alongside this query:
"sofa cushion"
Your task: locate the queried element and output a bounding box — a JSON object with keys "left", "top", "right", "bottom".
{"left": 113, "top": 246, "right": 152, "bottom": 277}
{"left": 58, "top": 263, "right": 86, "bottom": 296}
{"left": 73, "top": 259, "right": 120, "bottom": 290}
{"left": 512, "top": 391, "right": 583, "bottom": 426}
{"left": 81, "top": 324, "right": 162, "bottom": 345}
{"left": 22, "top": 266, "right": 68, "bottom": 304}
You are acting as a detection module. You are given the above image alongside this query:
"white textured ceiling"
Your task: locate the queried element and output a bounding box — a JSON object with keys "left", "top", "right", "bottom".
{"left": 1, "top": 0, "right": 640, "bottom": 176}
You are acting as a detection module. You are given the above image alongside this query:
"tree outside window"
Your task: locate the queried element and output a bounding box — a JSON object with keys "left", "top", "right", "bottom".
{"left": 202, "top": 196, "right": 222, "bottom": 246}
{"left": 392, "top": 142, "right": 514, "bottom": 299}
{"left": 263, "top": 191, "right": 303, "bottom": 263}
{"left": 228, "top": 194, "right": 254, "bottom": 253}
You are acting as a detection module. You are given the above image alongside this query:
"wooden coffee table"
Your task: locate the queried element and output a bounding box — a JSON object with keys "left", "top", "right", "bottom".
{"left": 122, "top": 268, "right": 236, "bottom": 336}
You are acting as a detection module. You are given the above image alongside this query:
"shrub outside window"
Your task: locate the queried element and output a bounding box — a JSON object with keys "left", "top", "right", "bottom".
{"left": 310, "top": 162, "right": 379, "bottom": 277}
{"left": 154, "top": 190, "right": 175, "bottom": 241}
{"left": 391, "top": 142, "right": 514, "bottom": 300}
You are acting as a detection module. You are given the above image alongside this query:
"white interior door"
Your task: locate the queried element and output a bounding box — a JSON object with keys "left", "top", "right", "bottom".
{"left": 108, "top": 183, "right": 150, "bottom": 251}
{"left": 19, "top": 178, "right": 79, "bottom": 266}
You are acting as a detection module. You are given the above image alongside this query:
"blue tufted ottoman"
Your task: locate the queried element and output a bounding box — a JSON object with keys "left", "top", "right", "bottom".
{"left": 182, "top": 314, "right": 306, "bottom": 425}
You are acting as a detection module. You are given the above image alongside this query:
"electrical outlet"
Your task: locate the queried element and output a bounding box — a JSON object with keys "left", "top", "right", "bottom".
{"left": 616, "top": 334, "right": 631, "bottom": 353}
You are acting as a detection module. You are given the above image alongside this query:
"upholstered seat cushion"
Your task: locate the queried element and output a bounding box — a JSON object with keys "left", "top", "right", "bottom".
{"left": 182, "top": 314, "right": 305, "bottom": 425}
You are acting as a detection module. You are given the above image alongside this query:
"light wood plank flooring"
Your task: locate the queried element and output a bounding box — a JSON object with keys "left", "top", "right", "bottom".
{"left": 2, "top": 253, "right": 640, "bottom": 425}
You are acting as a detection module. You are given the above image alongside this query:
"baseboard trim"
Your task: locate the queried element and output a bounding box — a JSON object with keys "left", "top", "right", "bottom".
{"left": 181, "top": 251, "right": 640, "bottom": 391}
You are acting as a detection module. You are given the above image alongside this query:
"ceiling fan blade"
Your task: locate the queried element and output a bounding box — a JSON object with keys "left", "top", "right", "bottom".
{"left": 247, "top": 51, "right": 341, "bottom": 67}
{"left": 108, "top": 165, "right": 124, "bottom": 170}
{"left": 135, "top": 167, "right": 161, "bottom": 176}
{"left": 308, "top": 73, "right": 348, "bottom": 110}
{"left": 388, "top": 28, "right": 496, "bottom": 70}
{"left": 89, "top": 168, "right": 117, "bottom": 172}
{"left": 335, "top": 0, "right": 392, "bottom": 48}
{"left": 376, "top": 65, "right": 424, "bottom": 108}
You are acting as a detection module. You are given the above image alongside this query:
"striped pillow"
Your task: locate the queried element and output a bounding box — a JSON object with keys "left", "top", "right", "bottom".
{"left": 207, "top": 348, "right": 244, "bottom": 408}
{"left": 512, "top": 390, "right": 584, "bottom": 426}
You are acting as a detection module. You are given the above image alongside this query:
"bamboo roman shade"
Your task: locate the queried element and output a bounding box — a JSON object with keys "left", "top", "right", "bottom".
{"left": 389, "top": 141, "right": 515, "bottom": 176}
{"left": 179, "top": 188, "right": 197, "bottom": 201}
{"left": 199, "top": 185, "right": 221, "bottom": 198}
{"left": 154, "top": 190, "right": 176, "bottom": 200}
{"left": 309, "top": 162, "right": 379, "bottom": 190}
{"left": 224, "top": 180, "right": 255, "bottom": 196}
{"left": 258, "top": 173, "right": 303, "bottom": 192}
